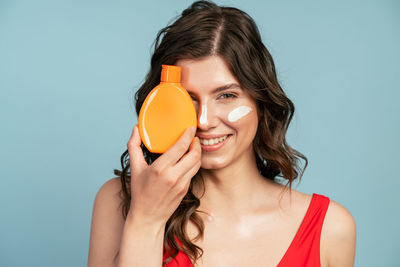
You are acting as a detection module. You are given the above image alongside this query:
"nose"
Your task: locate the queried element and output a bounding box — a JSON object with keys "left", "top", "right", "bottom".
{"left": 196, "top": 101, "right": 218, "bottom": 131}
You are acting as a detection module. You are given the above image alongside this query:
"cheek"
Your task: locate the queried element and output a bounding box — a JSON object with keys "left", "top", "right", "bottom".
{"left": 225, "top": 105, "right": 258, "bottom": 144}
{"left": 227, "top": 105, "right": 253, "bottom": 123}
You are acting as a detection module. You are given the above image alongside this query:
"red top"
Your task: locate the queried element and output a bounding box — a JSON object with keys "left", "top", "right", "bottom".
{"left": 163, "top": 193, "right": 330, "bottom": 267}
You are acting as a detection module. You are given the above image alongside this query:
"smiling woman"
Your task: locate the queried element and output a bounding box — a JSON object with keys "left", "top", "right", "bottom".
{"left": 175, "top": 56, "right": 259, "bottom": 169}
{"left": 88, "top": 1, "right": 356, "bottom": 267}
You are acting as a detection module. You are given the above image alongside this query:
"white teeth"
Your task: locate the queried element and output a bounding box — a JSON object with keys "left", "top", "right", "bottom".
{"left": 199, "top": 135, "right": 228, "bottom": 146}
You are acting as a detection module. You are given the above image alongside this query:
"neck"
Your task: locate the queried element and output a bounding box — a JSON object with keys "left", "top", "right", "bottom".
{"left": 192, "top": 148, "right": 277, "bottom": 218}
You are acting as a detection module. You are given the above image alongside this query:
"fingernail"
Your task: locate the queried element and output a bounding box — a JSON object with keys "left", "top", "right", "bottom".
{"left": 189, "top": 126, "right": 196, "bottom": 133}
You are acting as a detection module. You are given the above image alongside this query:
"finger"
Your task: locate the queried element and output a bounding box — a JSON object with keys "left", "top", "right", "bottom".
{"left": 172, "top": 136, "right": 202, "bottom": 181}
{"left": 174, "top": 153, "right": 202, "bottom": 195}
{"left": 127, "top": 124, "right": 147, "bottom": 175}
{"left": 155, "top": 126, "right": 196, "bottom": 169}
{"left": 182, "top": 158, "right": 201, "bottom": 186}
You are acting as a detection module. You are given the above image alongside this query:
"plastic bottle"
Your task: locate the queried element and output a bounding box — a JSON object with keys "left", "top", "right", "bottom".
{"left": 138, "top": 65, "right": 197, "bottom": 154}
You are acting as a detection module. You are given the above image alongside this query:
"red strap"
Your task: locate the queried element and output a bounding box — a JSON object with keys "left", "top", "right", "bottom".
{"left": 278, "top": 193, "right": 330, "bottom": 267}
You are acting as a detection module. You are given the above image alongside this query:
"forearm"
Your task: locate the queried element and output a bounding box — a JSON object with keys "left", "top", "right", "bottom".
{"left": 117, "top": 215, "right": 165, "bottom": 267}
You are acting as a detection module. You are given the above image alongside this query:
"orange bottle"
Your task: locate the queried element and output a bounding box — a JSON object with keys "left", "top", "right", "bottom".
{"left": 138, "top": 65, "right": 197, "bottom": 154}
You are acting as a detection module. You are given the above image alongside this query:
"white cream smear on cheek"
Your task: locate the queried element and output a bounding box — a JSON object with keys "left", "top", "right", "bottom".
{"left": 199, "top": 104, "right": 208, "bottom": 125}
{"left": 228, "top": 105, "right": 252, "bottom": 122}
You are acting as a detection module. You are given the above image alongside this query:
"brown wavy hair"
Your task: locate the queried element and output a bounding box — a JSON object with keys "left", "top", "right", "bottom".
{"left": 113, "top": 0, "right": 308, "bottom": 265}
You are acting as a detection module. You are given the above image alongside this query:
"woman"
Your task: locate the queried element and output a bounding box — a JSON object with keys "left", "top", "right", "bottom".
{"left": 88, "top": 1, "right": 356, "bottom": 266}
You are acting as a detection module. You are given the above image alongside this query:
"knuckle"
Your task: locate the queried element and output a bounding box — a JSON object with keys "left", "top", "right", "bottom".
{"left": 192, "top": 149, "right": 201, "bottom": 159}
{"left": 127, "top": 139, "right": 134, "bottom": 149}
{"left": 164, "top": 176, "right": 176, "bottom": 187}
{"left": 190, "top": 151, "right": 201, "bottom": 163}
{"left": 151, "top": 167, "right": 163, "bottom": 177}
{"left": 177, "top": 183, "right": 189, "bottom": 195}
{"left": 177, "top": 143, "right": 188, "bottom": 153}
{"left": 175, "top": 182, "right": 185, "bottom": 192}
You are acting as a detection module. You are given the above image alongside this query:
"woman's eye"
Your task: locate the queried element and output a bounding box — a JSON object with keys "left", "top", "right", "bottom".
{"left": 219, "top": 93, "right": 236, "bottom": 99}
{"left": 189, "top": 93, "right": 236, "bottom": 102}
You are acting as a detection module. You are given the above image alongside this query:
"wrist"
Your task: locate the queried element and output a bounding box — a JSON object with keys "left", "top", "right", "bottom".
{"left": 126, "top": 212, "right": 166, "bottom": 233}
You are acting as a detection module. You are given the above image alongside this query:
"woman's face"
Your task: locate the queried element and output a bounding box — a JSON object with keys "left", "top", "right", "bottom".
{"left": 175, "top": 56, "right": 259, "bottom": 170}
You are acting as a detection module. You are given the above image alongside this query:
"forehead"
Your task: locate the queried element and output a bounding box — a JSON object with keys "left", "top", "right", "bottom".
{"left": 175, "top": 56, "right": 241, "bottom": 94}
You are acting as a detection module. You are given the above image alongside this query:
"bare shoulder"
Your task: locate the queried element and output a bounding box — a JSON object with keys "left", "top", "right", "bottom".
{"left": 275, "top": 186, "right": 314, "bottom": 212}
{"left": 95, "top": 177, "right": 123, "bottom": 205}
{"left": 321, "top": 198, "right": 356, "bottom": 267}
{"left": 92, "top": 177, "right": 125, "bottom": 219}
{"left": 88, "top": 177, "right": 126, "bottom": 267}
{"left": 280, "top": 189, "right": 356, "bottom": 266}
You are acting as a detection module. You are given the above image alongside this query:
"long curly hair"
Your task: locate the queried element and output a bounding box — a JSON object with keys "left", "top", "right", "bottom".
{"left": 114, "top": 1, "right": 308, "bottom": 265}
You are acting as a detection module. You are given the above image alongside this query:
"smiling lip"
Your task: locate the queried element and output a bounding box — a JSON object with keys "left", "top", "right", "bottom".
{"left": 199, "top": 134, "right": 232, "bottom": 152}
{"left": 196, "top": 133, "right": 230, "bottom": 139}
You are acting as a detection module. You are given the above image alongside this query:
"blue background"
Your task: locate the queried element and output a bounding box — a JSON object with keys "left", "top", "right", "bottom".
{"left": 1, "top": 0, "right": 399, "bottom": 266}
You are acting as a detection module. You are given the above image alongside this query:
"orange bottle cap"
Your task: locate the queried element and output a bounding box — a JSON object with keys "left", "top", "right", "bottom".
{"left": 161, "top": 65, "right": 181, "bottom": 83}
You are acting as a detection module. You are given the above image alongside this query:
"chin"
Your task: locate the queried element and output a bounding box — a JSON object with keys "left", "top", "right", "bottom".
{"left": 200, "top": 157, "right": 231, "bottom": 170}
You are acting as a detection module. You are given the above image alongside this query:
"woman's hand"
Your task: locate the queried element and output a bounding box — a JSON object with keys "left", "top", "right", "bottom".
{"left": 126, "top": 125, "right": 201, "bottom": 226}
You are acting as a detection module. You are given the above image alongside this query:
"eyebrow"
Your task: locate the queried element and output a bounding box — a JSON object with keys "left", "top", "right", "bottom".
{"left": 187, "top": 83, "right": 242, "bottom": 95}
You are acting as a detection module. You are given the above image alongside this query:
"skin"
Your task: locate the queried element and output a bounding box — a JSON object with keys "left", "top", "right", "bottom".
{"left": 88, "top": 55, "right": 356, "bottom": 267}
